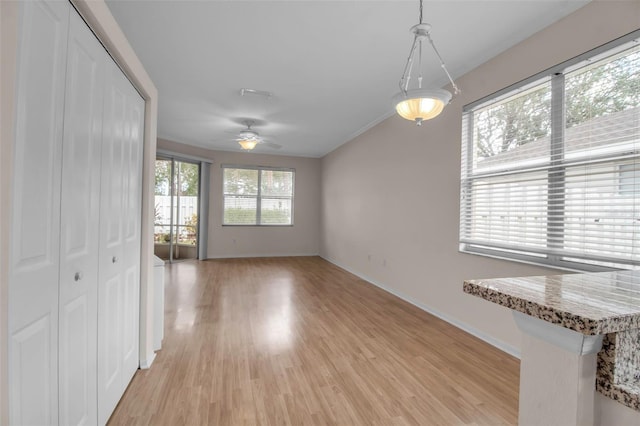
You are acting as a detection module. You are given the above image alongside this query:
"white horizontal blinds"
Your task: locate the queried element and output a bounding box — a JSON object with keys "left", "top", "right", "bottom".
{"left": 223, "top": 166, "right": 294, "bottom": 225}
{"left": 464, "top": 171, "right": 548, "bottom": 250}
{"left": 560, "top": 42, "right": 640, "bottom": 267}
{"left": 260, "top": 170, "right": 294, "bottom": 225}
{"left": 223, "top": 168, "right": 258, "bottom": 224}
{"left": 461, "top": 79, "right": 552, "bottom": 255}
{"left": 460, "top": 36, "right": 640, "bottom": 270}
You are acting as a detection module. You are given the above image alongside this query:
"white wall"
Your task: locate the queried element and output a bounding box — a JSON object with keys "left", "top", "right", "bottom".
{"left": 320, "top": 0, "right": 640, "bottom": 423}
{"left": 157, "top": 138, "right": 321, "bottom": 258}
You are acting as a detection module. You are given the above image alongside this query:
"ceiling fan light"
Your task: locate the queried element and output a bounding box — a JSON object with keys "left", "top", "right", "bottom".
{"left": 238, "top": 139, "right": 258, "bottom": 150}
{"left": 392, "top": 88, "right": 452, "bottom": 124}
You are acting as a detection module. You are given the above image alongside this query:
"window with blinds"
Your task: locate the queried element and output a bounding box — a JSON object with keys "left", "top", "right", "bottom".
{"left": 223, "top": 166, "right": 294, "bottom": 226}
{"left": 460, "top": 34, "right": 640, "bottom": 271}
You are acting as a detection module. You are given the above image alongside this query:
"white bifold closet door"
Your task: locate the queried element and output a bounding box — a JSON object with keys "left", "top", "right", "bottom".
{"left": 97, "top": 49, "right": 145, "bottom": 426}
{"left": 9, "top": 1, "right": 70, "bottom": 424}
{"left": 9, "top": 1, "right": 145, "bottom": 424}
{"left": 58, "top": 8, "right": 107, "bottom": 425}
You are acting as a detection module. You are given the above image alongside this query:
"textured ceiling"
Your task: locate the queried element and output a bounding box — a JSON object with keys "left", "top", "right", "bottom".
{"left": 106, "top": 0, "right": 590, "bottom": 158}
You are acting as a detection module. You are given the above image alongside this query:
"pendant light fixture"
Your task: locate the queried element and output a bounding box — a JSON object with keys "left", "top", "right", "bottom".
{"left": 392, "top": 0, "right": 460, "bottom": 125}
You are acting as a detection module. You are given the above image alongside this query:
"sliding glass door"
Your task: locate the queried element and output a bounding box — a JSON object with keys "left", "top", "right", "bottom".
{"left": 154, "top": 157, "right": 200, "bottom": 262}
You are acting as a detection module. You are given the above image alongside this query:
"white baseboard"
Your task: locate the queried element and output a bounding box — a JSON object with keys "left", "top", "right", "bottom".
{"left": 320, "top": 255, "right": 521, "bottom": 359}
{"left": 204, "top": 253, "right": 319, "bottom": 260}
{"left": 139, "top": 352, "right": 156, "bottom": 370}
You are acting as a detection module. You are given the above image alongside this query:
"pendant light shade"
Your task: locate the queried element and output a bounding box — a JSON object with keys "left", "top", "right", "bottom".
{"left": 238, "top": 139, "right": 258, "bottom": 150}
{"left": 393, "top": 88, "right": 452, "bottom": 124}
{"left": 393, "top": 2, "right": 459, "bottom": 125}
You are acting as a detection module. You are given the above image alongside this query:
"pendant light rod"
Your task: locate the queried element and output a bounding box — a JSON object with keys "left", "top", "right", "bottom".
{"left": 398, "top": 0, "right": 458, "bottom": 96}
{"left": 425, "top": 32, "right": 460, "bottom": 95}
{"left": 399, "top": 34, "right": 422, "bottom": 93}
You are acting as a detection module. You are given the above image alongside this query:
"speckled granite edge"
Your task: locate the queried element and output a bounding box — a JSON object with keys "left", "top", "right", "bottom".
{"left": 596, "top": 332, "right": 640, "bottom": 412}
{"left": 463, "top": 281, "right": 600, "bottom": 334}
{"left": 464, "top": 278, "right": 640, "bottom": 413}
{"left": 463, "top": 280, "right": 640, "bottom": 335}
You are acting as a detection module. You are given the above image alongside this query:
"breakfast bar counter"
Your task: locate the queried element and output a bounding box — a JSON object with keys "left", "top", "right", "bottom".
{"left": 464, "top": 270, "right": 640, "bottom": 425}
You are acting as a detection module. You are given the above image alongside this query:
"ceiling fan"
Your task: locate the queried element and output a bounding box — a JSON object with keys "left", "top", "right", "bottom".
{"left": 234, "top": 120, "right": 281, "bottom": 151}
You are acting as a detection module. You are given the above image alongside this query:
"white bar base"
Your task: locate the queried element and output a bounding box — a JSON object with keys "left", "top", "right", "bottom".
{"left": 513, "top": 312, "right": 603, "bottom": 426}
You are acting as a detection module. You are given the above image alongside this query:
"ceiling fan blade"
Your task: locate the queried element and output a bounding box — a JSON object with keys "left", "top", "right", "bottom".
{"left": 220, "top": 119, "right": 280, "bottom": 150}
{"left": 262, "top": 142, "right": 282, "bottom": 150}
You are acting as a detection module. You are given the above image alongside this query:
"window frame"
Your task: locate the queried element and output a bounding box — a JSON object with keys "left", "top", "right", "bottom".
{"left": 222, "top": 164, "right": 295, "bottom": 227}
{"left": 460, "top": 30, "right": 640, "bottom": 272}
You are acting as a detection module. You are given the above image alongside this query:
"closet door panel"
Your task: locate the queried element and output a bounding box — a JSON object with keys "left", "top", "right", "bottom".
{"left": 122, "top": 86, "right": 144, "bottom": 382}
{"left": 101, "top": 274, "right": 122, "bottom": 389}
{"left": 10, "top": 316, "right": 53, "bottom": 425}
{"left": 101, "top": 90, "right": 125, "bottom": 251}
{"left": 59, "top": 298, "right": 89, "bottom": 424}
{"left": 122, "top": 265, "right": 139, "bottom": 383}
{"left": 124, "top": 98, "right": 144, "bottom": 245}
{"left": 98, "top": 60, "right": 130, "bottom": 426}
{"left": 9, "top": 1, "right": 70, "bottom": 424}
{"left": 58, "top": 9, "right": 106, "bottom": 426}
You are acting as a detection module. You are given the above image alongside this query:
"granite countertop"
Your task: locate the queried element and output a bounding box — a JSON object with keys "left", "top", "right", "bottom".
{"left": 463, "top": 269, "right": 640, "bottom": 335}
{"left": 464, "top": 269, "right": 640, "bottom": 412}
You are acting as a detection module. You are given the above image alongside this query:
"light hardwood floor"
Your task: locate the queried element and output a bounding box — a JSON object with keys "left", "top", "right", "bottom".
{"left": 108, "top": 256, "right": 519, "bottom": 425}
